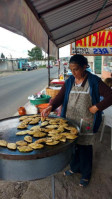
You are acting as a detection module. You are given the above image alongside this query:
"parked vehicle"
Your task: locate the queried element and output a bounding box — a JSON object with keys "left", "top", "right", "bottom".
{"left": 32, "top": 64, "right": 38, "bottom": 69}
{"left": 30, "top": 64, "right": 37, "bottom": 70}
{"left": 46, "top": 65, "right": 53, "bottom": 68}
{"left": 46, "top": 60, "right": 53, "bottom": 68}
{"left": 55, "top": 60, "right": 59, "bottom": 66}
{"left": 22, "top": 62, "right": 38, "bottom": 71}
{"left": 63, "top": 62, "right": 68, "bottom": 66}
{"left": 55, "top": 63, "right": 59, "bottom": 66}
{"left": 22, "top": 63, "right": 33, "bottom": 71}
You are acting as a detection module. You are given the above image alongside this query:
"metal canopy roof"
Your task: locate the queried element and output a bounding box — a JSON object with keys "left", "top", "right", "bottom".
{"left": 25, "top": 0, "right": 112, "bottom": 48}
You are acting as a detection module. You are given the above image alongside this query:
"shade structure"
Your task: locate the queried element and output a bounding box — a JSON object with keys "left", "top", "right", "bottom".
{"left": 0, "top": 0, "right": 58, "bottom": 58}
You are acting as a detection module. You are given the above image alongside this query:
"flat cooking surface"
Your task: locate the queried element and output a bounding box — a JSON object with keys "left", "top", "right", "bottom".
{"left": 0, "top": 116, "right": 78, "bottom": 160}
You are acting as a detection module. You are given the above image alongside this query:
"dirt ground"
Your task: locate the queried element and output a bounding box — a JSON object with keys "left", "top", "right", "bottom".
{"left": 0, "top": 71, "right": 24, "bottom": 77}
{"left": 0, "top": 124, "right": 112, "bottom": 199}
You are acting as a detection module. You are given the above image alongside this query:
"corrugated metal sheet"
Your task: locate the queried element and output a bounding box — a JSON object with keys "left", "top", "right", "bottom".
{"left": 32, "top": 0, "right": 69, "bottom": 13}
{"left": 42, "top": 1, "right": 105, "bottom": 29}
{"left": 25, "top": 0, "right": 112, "bottom": 48}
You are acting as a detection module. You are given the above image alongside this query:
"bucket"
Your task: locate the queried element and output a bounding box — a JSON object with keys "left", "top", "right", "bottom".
{"left": 30, "top": 95, "right": 51, "bottom": 105}
{"left": 36, "top": 103, "right": 49, "bottom": 113}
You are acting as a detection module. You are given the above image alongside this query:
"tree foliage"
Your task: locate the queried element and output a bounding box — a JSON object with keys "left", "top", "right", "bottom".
{"left": 28, "top": 47, "right": 43, "bottom": 61}
{"left": 44, "top": 56, "right": 55, "bottom": 61}
{"left": 1, "top": 53, "right": 5, "bottom": 59}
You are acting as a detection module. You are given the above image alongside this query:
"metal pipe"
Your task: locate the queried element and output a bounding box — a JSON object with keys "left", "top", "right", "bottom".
{"left": 48, "top": 36, "right": 50, "bottom": 87}
{"left": 75, "top": 39, "right": 77, "bottom": 54}
{"left": 58, "top": 48, "right": 60, "bottom": 78}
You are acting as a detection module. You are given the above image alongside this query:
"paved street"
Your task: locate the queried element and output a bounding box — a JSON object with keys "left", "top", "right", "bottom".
{"left": 0, "top": 67, "right": 63, "bottom": 119}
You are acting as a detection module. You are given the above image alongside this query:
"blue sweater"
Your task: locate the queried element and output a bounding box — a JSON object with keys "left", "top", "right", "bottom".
{"left": 61, "top": 72, "right": 102, "bottom": 133}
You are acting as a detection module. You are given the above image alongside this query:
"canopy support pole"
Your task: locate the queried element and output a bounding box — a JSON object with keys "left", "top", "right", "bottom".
{"left": 75, "top": 39, "right": 77, "bottom": 54}
{"left": 58, "top": 48, "right": 60, "bottom": 78}
{"left": 48, "top": 37, "right": 50, "bottom": 87}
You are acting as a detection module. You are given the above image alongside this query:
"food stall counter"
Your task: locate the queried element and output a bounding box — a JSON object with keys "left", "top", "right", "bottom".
{"left": 50, "top": 79, "right": 65, "bottom": 85}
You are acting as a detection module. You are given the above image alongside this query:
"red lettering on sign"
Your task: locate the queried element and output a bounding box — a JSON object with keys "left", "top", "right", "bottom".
{"left": 84, "top": 37, "right": 87, "bottom": 46}
{"left": 74, "top": 30, "right": 112, "bottom": 50}
{"left": 105, "top": 32, "right": 112, "bottom": 46}
{"left": 98, "top": 32, "right": 105, "bottom": 46}
{"left": 88, "top": 35, "right": 92, "bottom": 47}
{"left": 76, "top": 40, "right": 82, "bottom": 46}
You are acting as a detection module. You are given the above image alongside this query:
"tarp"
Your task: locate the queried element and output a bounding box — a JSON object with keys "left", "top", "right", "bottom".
{"left": 0, "top": 0, "right": 58, "bottom": 58}
{"left": 49, "top": 40, "right": 58, "bottom": 59}
{"left": 70, "top": 29, "right": 112, "bottom": 56}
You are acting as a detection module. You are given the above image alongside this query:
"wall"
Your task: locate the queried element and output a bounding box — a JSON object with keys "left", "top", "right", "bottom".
{"left": 35, "top": 60, "right": 47, "bottom": 66}
{"left": 0, "top": 60, "right": 18, "bottom": 71}
{"left": 35, "top": 60, "right": 55, "bottom": 66}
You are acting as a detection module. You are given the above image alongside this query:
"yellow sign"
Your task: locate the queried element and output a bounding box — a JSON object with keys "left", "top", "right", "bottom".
{"left": 71, "top": 30, "right": 112, "bottom": 55}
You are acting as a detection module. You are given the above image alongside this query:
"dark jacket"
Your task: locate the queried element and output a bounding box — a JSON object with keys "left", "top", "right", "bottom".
{"left": 61, "top": 72, "right": 102, "bottom": 133}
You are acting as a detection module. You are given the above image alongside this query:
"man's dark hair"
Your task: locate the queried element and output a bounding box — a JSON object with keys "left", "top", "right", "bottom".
{"left": 69, "top": 54, "right": 88, "bottom": 68}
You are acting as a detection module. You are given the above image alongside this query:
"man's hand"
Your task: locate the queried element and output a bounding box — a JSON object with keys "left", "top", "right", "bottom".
{"left": 89, "top": 105, "right": 99, "bottom": 114}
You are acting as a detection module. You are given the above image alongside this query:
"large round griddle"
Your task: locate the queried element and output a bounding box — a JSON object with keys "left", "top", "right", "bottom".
{"left": 0, "top": 116, "right": 78, "bottom": 181}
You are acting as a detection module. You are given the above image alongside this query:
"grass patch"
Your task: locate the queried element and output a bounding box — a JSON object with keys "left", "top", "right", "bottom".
{"left": 39, "top": 65, "right": 46, "bottom": 68}
{"left": 14, "top": 69, "right": 22, "bottom": 71}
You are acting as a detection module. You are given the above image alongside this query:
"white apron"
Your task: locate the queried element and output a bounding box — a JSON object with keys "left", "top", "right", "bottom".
{"left": 66, "top": 80, "right": 96, "bottom": 145}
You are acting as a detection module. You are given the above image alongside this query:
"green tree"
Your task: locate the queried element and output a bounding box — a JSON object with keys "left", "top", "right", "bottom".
{"left": 44, "top": 56, "right": 55, "bottom": 61}
{"left": 28, "top": 47, "right": 43, "bottom": 61}
{"left": 1, "top": 53, "right": 5, "bottom": 59}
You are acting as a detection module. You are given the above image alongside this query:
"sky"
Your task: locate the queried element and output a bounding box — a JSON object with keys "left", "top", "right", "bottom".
{"left": 0, "top": 27, "right": 70, "bottom": 59}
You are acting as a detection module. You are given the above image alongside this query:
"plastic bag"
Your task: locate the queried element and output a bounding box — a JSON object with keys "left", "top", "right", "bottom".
{"left": 26, "top": 103, "right": 38, "bottom": 114}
